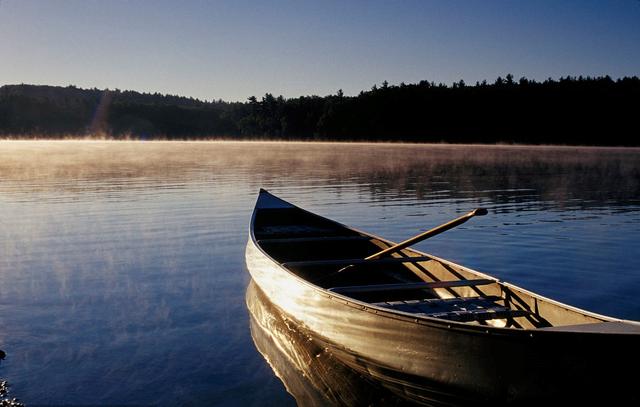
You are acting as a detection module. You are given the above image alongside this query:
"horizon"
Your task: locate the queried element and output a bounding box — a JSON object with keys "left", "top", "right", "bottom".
{"left": 3, "top": 73, "right": 637, "bottom": 103}
{"left": 1, "top": 1, "right": 639, "bottom": 102}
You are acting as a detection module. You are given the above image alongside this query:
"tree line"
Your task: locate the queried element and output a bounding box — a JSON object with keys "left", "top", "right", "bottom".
{"left": 0, "top": 75, "right": 638, "bottom": 145}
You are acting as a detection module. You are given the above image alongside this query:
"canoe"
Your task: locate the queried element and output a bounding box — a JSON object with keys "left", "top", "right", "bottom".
{"left": 246, "top": 189, "right": 640, "bottom": 404}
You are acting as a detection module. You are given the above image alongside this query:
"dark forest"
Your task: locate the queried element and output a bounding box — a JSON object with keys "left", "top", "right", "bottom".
{"left": 1, "top": 75, "right": 637, "bottom": 145}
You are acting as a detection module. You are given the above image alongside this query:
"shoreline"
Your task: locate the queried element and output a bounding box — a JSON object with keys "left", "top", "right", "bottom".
{"left": 0, "top": 138, "right": 639, "bottom": 151}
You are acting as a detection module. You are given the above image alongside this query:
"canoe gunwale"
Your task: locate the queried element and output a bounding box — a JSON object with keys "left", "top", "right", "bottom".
{"left": 249, "top": 189, "right": 631, "bottom": 336}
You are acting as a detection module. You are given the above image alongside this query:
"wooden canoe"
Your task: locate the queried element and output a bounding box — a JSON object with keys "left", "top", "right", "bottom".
{"left": 246, "top": 189, "right": 640, "bottom": 404}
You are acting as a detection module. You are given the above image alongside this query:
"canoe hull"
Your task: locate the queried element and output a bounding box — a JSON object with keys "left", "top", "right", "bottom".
{"left": 246, "top": 237, "right": 638, "bottom": 403}
{"left": 247, "top": 279, "right": 411, "bottom": 406}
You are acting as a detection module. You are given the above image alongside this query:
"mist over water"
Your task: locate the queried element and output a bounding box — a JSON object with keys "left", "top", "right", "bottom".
{"left": 0, "top": 141, "right": 638, "bottom": 405}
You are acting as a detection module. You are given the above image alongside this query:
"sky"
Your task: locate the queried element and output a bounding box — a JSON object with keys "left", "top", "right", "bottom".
{"left": 1, "top": 0, "right": 639, "bottom": 102}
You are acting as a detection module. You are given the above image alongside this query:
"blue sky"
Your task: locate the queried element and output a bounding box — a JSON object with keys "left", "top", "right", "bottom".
{"left": 1, "top": 0, "right": 639, "bottom": 101}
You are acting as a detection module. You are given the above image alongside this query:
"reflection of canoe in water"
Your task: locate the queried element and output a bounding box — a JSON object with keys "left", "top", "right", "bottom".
{"left": 247, "top": 280, "right": 477, "bottom": 407}
{"left": 247, "top": 279, "right": 412, "bottom": 407}
{"left": 246, "top": 189, "right": 640, "bottom": 404}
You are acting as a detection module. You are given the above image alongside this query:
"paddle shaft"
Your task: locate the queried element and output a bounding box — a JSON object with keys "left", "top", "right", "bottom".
{"left": 321, "top": 208, "right": 489, "bottom": 281}
{"left": 365, "top": 208, "right": 488, "bottom": 260}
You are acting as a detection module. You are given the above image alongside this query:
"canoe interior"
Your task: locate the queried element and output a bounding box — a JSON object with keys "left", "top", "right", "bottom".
{"left": 253, "top": 191, "right": 635, "bottom": 331}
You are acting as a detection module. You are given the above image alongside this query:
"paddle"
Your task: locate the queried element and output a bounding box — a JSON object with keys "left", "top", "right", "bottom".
{"left": 364, "top": 208, "right": 488, "bottom": 260}
{"left": 323, "top": 208, "right": 488, "bottom": 280}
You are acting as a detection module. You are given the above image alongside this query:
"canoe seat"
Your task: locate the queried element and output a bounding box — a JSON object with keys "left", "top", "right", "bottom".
{"left": 258, "top": 236, "right": 370, "bottom": 244}
{"left": 327, "top": 279, "right": 495, "bottom": 294}
{"left": 372, "top": 296, "right": 530, "bottom": 322}
{"left": 283, "top": 256, "right": 434, "bottom": 268}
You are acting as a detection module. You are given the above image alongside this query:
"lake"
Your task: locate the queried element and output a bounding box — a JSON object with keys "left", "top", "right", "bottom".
{"left": 0, "top": 140, "right": 638, "bottom": 406}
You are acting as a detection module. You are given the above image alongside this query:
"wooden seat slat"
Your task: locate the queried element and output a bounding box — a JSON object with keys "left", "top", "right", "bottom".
{"left": 283, "top": 256, "right": 434, "bottom": 267}
{"left": 258, "top": 236, "right": 370, "bottom": 244}
{"left": 328, "top": 279, "right": 495, "bottom": 294}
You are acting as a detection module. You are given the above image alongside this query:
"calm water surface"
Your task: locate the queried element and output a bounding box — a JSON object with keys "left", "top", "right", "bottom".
{"left": 0, "top": 141, "right": 638, "bottom": 406}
